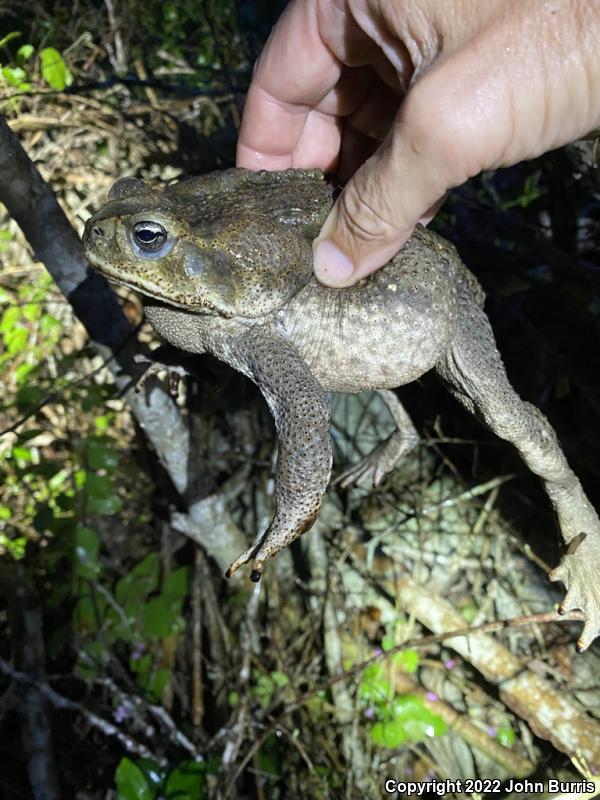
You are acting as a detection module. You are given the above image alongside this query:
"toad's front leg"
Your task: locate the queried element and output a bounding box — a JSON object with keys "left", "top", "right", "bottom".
{"left": 225, "top": 330, "right": 332, "bottom": 581}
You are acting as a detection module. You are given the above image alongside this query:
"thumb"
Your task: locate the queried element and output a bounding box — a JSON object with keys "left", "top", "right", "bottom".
{"left": 313, "top": 87, "right": 469, "bottom": 287}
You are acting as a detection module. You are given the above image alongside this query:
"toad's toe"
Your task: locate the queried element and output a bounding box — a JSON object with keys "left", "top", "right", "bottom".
{"left": 548, "top": 544, "right": 600, "bottom": 652}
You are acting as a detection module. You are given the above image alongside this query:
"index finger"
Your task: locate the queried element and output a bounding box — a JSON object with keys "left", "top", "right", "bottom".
{"left": 236, "top": 0, "right": 342, "bottom": 170}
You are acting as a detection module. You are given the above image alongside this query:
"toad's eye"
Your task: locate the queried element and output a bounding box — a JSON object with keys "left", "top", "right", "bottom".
{"left": 132, "top": 221, "right": 168, "bottom": 252}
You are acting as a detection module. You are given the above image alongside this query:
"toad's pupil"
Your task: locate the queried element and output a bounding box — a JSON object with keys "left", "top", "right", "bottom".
{"left": 133, "top": 222, "right": 167, "bottom": 250}
{"left": 138, "top": 229, "right": 158, "bottom": 242}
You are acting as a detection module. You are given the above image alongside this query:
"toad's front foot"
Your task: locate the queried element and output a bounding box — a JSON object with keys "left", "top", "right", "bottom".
{"left": 548, "top": 533, "right": 600, "bottom": 652}
{"left": 133, "top": 352, "right": 188, "bottom": 395}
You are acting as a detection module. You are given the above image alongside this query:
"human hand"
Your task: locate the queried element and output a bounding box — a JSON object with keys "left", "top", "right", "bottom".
{"left": 237, "top": 0, "right": 600, "bottom": 287}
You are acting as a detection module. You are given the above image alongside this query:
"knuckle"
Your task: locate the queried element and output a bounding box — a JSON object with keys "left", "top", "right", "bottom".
{"left": 338, "top": 184, "right": 397, "bottom": 243}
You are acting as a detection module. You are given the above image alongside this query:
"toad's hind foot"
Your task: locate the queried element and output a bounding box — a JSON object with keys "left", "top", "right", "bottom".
{"left": 335, "top": 431, "right": 417, "bottom": 488}
{"left": 548, "top": 535, "right": 600, "bottom": 652}
{"left": 335, "top": 391, "right": 419, "bottom": 489}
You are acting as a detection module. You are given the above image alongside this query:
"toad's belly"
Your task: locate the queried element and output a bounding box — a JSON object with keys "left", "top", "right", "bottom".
{"left": 281, "top": 281, "right": 458, "bottom": 393}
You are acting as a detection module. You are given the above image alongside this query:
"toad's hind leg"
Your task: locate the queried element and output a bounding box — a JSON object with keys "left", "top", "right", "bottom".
{"left": 335, "top": 390, "right": 419, "bottom": 488}
{"left": 435, "top": 304, "right": 600, "bottom": 651}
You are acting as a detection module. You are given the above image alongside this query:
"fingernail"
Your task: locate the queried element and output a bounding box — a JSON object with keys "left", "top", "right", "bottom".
{"left": 314, "top": 240, "right": 355, "bottom": 286}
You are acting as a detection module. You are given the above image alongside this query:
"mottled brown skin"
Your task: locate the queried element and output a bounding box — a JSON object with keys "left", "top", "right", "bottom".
{"left": 83, "top": 168, "right": 600, "bottom": 651}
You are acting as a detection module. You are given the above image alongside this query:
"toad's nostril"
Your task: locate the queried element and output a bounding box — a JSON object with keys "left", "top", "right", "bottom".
{"left": 92, "top": 225, "right": 104, "bottom": 240}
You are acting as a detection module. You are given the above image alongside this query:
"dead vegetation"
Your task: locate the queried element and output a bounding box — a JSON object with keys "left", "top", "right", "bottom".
{"left": 0, "top": 2, "right": 599, "bottom": 799}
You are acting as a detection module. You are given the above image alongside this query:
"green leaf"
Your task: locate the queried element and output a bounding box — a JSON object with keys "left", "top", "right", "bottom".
{"left": 72, "top": 525, "right": 101, "bottom": 579}
{"left": 256, "top": 735, "right": 280, "bottom": 778}
{"left": 389, "top": 694, "right": 447, "bottom": 740}
{"left": 165, "top": 760, "right": 206, "bottom": 799}
{"left": 228, "top": 690, "right": 239, "bottom": 708}
{"left": 5, "top": 326, "right": 28, "bottom": 354}
{"left": 16, "top": 44, "right": 34, "bottom": 65}
{"left": 15, "top": 362, "right": 36, "bottom": 384}
{"left": 162, "top": 566, "right": 190, "bottom": 598}
{"left": 85, "top": 437, "right": 119, "bottom": 471}
{"left": 115, "top": 757, "right": 153, "bottom": 800}
{"left": 84, "top": 473, "right": 122, "bottom": 514}
{"left": 0, "top": 533, "right": 26, "bottom": 559}
{"left": 22, "top": 302, "right": 40, "bottom": 322}
{"left": 0, "top": 305, "right": 20, "bottom": 332}
{"left": 40, "top": 47, "right": 73, "bottom": 90}
{"left": 359, "top": 665, "right": 390, "bottom": 704}
{"left": 146, "top": 668, "right": 171, "bottom": 702}
{"left": 16, "top": 384, "right": 45, "bottom": 413}
{"left": 1, "top": 65, "right": 28, "bottom": 88}
{"left": 390, "top": 693, "right": 426, "bottom": 717}
{"left": 270, "top": 670, "right": 289, "bottom": 688}
{"left": 496, "top": 726, "right": 515, "bottom": 747}
{"left": 392, "top": 649, "right": 419, "bottom": 673}
{"left": 371, "top": 720, "right": 407, "bottom": 748}
{"left": 11, "top": 445, "right": 32, "bottom": 462}
{"left": 76, "top": 639, "right": 109, "bottom": 677}
{"left": 0, "top": 31, "right": 21, "bottom": 48}
{"left": 136, "top": 759, "right": 166, "bottom": 792}
{"left": 73, "top": 595, "right": 96, "bottom": 633}
{"left": 39, "top": 313, "right": 60, "bottom": 336}
{"left": 141, "top": 594, "right": 184, "bottom": 639}
{"left": 115, "top": 553, "right": 160, "bottom": 607}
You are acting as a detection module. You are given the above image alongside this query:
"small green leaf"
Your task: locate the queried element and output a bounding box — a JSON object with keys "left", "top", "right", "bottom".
{"left": 5, "top": 326, "right": 28, "bottom": 354}
{"left": 115, "top": 553, "right": 159, "bottom": 607}
{"left": 0, "top": 31, "right": 21, "bottom": 48}
{"left": 162, "top": 566, "right": 189, "bottom": 598}
{"left": 228, "top": 691, "right": 239, "bottom": 708}
{"left": 165, "top": 760, "right": 206, "bottom": 799}
{"left": 270, "top": 670, "right": 289, "bottom": 688}
{"left": 39, "top": 313, "right": 60, "bottom": 336}
{"left": 84, "top": 473, "right": 122, "bottom": 514}
{"left": 85, "top": 437, "right": 119, "bottom": 471}
{"left": 72, "top": 525, "right": 101, "bottom": 579}
{"left": 390, "top": 693, "right": 426, "bottom": 717}
{"left": 16, "top": 43, "right": 34, "bottom": 65}
{"left": 73, "top": 595, "right": 96, "bottom": 633}
{"left": 392, "top": 648, "right": 419, "bottom": 672}
{"left": 115, "top": 757, "right": 153, "bottom": 800}
{"left": 371, "top": 720, "right": 406, "bottom": 748}
{"left": 40, "top": 47, "right": 73, "bottom": 90}
{"left": 14, "top": 363, "right": 35, "bottom": 384}
{"left": 10, "top": 376, "right": 38, "bottom": 407}
{"left": 0, "top": 533, "right": 26, "bottom": 560}
{"left": 147, "top": 668, "right": 171, "bottom": 702}
{"left": 11, "top": 445, "right": 32, "bottom": 462}
{"left": 256, "top": 735, "right": 280, "bottom": 777}
{"left": 22, "top": 302, "right": 40, "bottom": 322}
{"left": 496, "top": 726, "right": 515, "bottom": 747}
{"left": 359, "top": 665, "right": 390, "bottom": 704}
{"left": 1, "top": 65, "right": 28, "bottom": 88}
{"left": 141, "top": 594, "right": 184, "bottom": 639}
{"left": 0, "top": 305, "right": 20, "bottom": 332}
{"left": 136, "top": 758, "right": 166, "bottom": 791}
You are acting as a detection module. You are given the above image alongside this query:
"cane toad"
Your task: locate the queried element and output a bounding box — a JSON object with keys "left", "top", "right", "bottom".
{"left": 83, "top": 168, "right": 600, "bottom": 651}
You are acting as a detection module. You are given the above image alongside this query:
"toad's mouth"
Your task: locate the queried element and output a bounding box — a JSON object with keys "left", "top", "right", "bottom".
{"left": 86, "top": 252, "right": 221, "bottom": 316}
